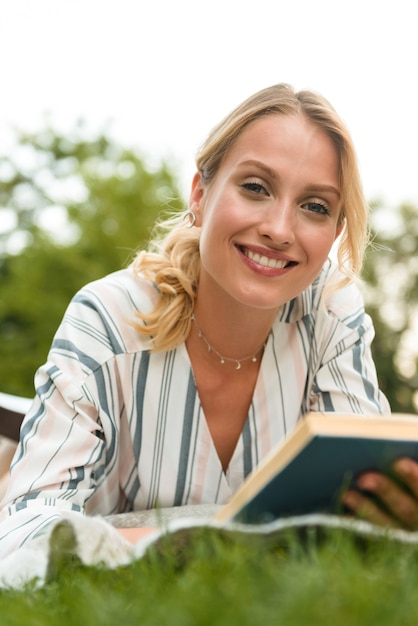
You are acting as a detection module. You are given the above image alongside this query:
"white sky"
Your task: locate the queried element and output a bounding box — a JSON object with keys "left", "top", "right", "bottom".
{"left": 1, "top": 0, "right": 417, "bottom": 210}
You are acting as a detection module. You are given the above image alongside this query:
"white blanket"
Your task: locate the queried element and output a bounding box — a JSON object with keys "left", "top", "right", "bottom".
{"left": 1, "top": 512, "right": 418, "bottom": 590}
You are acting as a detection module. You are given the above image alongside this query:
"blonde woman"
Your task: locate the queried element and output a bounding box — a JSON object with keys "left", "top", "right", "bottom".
{"left": 1, "top": 83, "right": 411, "bottom": 558}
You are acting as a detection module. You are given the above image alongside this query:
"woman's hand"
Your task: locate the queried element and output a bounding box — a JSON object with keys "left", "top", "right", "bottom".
{"left": 342, "top": 458, "right": 418, "bottom": 530}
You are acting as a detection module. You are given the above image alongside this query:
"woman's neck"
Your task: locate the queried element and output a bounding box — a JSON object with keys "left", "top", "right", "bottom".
{"left": 190, "top": 294, "right": 277, "bottom": 366}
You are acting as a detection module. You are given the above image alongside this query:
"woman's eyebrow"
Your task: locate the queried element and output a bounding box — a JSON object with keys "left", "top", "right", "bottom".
{"left": 238, "top": 159, "right": 277, "bottom": 179}
{"left": 304, "top": 184, "right": 341, "bottom": 198}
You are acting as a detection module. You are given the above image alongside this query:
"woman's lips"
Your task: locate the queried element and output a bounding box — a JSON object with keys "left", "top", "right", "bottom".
{"left": 237, "top": 245, "right": 298, "bottom": 270}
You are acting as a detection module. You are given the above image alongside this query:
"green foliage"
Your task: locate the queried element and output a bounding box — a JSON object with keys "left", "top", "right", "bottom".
{"left": 0, "top": 123, "right": 184, "bottom": 396}
{"left": 362, "top": 202, "right": 418, "bottom": 412}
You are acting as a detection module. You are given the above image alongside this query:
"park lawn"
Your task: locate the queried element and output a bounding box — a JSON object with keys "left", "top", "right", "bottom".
{"left": 0, "top": 524, "right": 417, "bottom": 625}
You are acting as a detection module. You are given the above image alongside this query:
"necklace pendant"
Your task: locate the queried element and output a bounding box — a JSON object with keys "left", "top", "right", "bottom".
{"left": 192, "top": 313, "right": 268, "bottom": 371}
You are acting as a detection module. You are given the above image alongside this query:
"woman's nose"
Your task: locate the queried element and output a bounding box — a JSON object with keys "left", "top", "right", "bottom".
{"left": 258, "top": 202, "right": 296, "bottom": 246}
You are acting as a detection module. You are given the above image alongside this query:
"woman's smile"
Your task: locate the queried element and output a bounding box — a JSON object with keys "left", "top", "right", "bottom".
{"left": 236, "top": 244, "right": 298, "bottom": 273}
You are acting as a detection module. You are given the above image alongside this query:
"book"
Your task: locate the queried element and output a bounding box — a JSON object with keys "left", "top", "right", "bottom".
{"left": 214, "top": 412, "right": 418, "bottom": 525}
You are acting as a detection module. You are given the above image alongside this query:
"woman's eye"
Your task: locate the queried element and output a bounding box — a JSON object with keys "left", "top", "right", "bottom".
{"left": 241, "top": 181, "right": 267, "bottom": 195}
{"left": 303, "top": 201, "right": 331, "bottom": 216}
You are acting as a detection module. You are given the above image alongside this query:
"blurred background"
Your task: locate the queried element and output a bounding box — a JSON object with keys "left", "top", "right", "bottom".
{"left": 0, "top": 0, "right": 417, "bottom": 412}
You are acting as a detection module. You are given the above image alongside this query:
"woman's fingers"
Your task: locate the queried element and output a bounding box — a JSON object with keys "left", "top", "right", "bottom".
{"left": 392, "top": 458, "right": 418, "bottom": 499}
{"left": 342, "top": 487, "right": 399, "bottom": 528}
{"left": 343, "top": 465, "right": 418, "bottom": 530}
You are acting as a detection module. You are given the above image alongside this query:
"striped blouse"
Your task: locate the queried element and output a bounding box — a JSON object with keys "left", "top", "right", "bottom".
{"left": 0, "top": 261, "right": 389, "bottom": 557}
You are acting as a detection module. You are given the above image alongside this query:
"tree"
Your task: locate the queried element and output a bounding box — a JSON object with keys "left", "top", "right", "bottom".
{"left": 0, "top": 123, "right": 184, "bottom": 396}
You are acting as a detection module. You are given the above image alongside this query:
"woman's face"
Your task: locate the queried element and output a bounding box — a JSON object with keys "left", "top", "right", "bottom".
{"left": 190, "top": 113, "right": 343, "bottom": 312}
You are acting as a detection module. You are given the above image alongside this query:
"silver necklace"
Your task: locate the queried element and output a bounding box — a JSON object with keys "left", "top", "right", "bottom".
{"left": 191, "top": 314, "right": 268, "bottom": 370}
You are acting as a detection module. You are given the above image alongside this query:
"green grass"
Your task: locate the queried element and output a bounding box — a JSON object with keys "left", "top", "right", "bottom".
{"left": 1, "top": 525, "right": 418, "bottom": 625}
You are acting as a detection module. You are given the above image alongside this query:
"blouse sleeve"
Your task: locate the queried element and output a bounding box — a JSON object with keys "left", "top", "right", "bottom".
{"left": 0, "top": 272, "right": 147, "bottom": 558}
{"left": 309, "top": 279, "right": 390, "bottom": 416}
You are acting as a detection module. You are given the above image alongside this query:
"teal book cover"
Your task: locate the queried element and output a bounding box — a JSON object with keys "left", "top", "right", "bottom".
{"left": 233, "top": 436, "right": 418, "bottom": 524}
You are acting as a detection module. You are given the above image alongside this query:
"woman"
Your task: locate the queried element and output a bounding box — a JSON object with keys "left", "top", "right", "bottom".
{"left": 0, "top": 83, "right": 414, "bottom": 558}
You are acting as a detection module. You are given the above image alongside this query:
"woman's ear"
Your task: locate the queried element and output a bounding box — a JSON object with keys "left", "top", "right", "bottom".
{"left": 189, "top": 172, "right": 204, "bottom": 225}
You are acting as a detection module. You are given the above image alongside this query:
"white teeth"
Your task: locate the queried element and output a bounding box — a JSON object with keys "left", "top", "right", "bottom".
{"left": 246, "top": 249, "right": 289, "bottom": 269}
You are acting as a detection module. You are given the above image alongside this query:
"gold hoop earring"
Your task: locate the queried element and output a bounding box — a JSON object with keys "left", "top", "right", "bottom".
{"left": 184, "top": 210, "right": 196, "bottom": 228}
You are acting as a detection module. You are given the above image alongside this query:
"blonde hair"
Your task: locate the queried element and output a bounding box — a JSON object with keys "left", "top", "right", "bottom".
{"left": 132, "top": 83, "right": 369, "bottom": 351}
